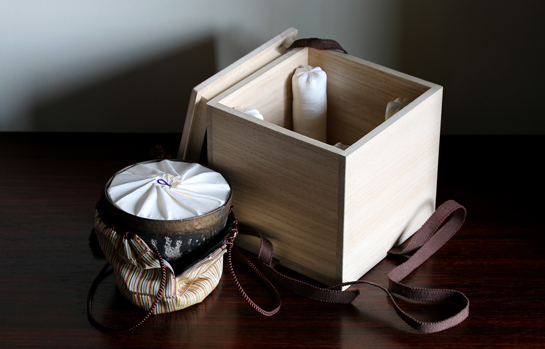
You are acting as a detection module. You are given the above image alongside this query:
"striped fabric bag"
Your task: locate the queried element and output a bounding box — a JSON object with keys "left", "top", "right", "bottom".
{"left": 93, "top": 209, "right": 227, "bottom": 315}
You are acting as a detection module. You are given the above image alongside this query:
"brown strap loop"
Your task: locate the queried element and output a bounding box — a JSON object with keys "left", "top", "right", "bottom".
{"left": 230, "top": 200, "right": 469, "bottom": 333}
{"left": 233, "top": 224, "right": 360, "bottom": 303}
{"left": 285, "top": 38, "right": 348, "bottom": 54}
{"left": 384, "top": 200, "right": 469, "bottom": 333}
{"left": 87, "top": 232, "right": 167, "bottom": 332}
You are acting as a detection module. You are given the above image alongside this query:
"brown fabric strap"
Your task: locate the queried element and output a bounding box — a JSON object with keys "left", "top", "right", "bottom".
{"left": 285, "top": 38, "right": 348, "bottom": 54}
{"left": 87, "top": 231, "right": 167, "bottom": 332}
{"left": 228, "top": 200, "right": 469, "bottom": 333}
{"left": 231, "top": 225, "right": 360, "bottom": 304}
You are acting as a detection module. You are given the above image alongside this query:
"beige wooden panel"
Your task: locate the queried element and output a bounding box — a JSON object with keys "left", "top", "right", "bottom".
{"left": 218, "top": 47, "right": 431, "bottom": 149}
{"left": 204, "top": 38, "right": 443, "bottom": 285}
{"left": 178, "top": 28, "right": 297, "bottom": 162}
{"left": 310, "top": 49, "right": 430, "bottom": 146}
{"left": 208, "top": 104, "right": 342, "bottom": 285}
{"left": 342, "top": 86, "right": 442, "bottom": 282}
{"left": 217, "top": 49, "right": 309, "bottom": 130}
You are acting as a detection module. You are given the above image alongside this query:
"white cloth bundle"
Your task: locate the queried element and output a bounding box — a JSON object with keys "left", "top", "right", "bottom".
{"left": 385, "top": 98, "right": 411, "bottom": 120}
{"left": 334, "top": 142, "right": 349, "bottom": 150}
{"left": 106, "top": 160, "right": 230, "bottom": 220}
{"left": 235, "top": 107, "right": 264, "bottom": 120}
{"left": 292, "top": 65, "right": 327, "bottom": 142}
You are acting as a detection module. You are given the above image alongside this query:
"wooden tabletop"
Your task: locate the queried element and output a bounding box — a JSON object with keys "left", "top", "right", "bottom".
{"left": 0, "top": 133, "right": 543, "bottom": 348}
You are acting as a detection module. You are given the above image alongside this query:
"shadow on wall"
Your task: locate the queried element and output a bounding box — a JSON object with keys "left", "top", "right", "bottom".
{"left": 214, "top": 26, "right": 268, "bottom": 71}
{"left": 31, "top": 36, "right": 217, "bottom": 133}
{"left": 398, "top": 1, "right": 545, "bottom": 135}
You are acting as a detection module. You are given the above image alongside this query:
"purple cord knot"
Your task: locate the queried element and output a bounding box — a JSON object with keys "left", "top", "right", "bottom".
{"left": 157, "top": 179, "right": 170, "bottom": 186}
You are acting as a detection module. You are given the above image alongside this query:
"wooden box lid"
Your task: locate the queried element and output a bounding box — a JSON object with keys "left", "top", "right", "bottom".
{"left": 178, "top": 28, "right": 298, "bottom": 162}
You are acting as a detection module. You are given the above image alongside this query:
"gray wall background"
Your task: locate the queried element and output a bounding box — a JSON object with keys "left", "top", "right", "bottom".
{"left": 1, "top": 0, "right": 543, "bottom": 134}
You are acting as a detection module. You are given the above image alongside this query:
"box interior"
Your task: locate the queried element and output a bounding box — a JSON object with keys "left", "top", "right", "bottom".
{"left": 217, "top": 48, "right": 430, "bottom": 147}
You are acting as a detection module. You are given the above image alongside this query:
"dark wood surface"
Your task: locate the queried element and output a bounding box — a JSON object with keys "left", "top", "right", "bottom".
{"left": 0, "top": 133, "right": 543, "bottom": 348}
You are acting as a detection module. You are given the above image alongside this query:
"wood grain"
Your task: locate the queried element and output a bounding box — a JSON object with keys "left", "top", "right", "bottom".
{"left": 0, "top": 133, "right": 543, "bottom": 348}
{"left": 207, "top": 104, "right": 342, "bottom": 285}
{"left": 207, "top": 47, "right": 441, "bottom": 286}
{"left": 217, "top": 48, "right": 309, "bottom": 130}
{"left": 178, "top": 27, "right": 298, "bottom": 162}
{"left": 310, "top": 48, "right": 430, "bottom": 146}
{"left": 342, "top": 85, "right": 442, "bottom": 283}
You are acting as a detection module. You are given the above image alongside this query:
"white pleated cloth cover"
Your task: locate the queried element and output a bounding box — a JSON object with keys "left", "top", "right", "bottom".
{"left": 107, "top": 160, "right": 230, "bottom": 221}
{"left": 94, "top": 160, "right": 232, "bottom": 314}
{"left": 292, "top": 65, "right": 328, "bottom": 142}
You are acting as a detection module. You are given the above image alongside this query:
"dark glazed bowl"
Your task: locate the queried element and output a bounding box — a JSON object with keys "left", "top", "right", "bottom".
{"left": 101, "top": 159, "right": 232, "bottom": 262}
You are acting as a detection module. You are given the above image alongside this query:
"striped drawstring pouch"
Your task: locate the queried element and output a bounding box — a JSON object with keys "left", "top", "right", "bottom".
{"left": 87, "top": 159, "right": 234, "bottom": 332}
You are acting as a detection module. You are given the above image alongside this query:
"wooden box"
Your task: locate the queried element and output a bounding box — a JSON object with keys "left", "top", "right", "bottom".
{"left": 178, "top": 28, "right": 442, "bottom": 286}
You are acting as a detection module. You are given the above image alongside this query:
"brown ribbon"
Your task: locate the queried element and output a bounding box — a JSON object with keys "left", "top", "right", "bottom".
{"left": 227, "top": 200, "right": 469, "bottom": 333}
{"left": 285, "top": 38, "right": 348, "bottom": 54}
